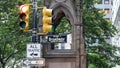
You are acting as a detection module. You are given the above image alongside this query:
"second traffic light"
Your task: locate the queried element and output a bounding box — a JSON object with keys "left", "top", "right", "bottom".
{"left": 42, "top": 7, "right": 53, "bottom": 34}
{"left": 19, "top": 4, "right": 30, "bottom": 31}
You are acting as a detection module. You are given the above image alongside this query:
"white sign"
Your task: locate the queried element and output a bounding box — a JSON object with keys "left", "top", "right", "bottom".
{"left": 23, "top": 59, "right": 30, "bottom": 65}
{"left": 23, "top": 58, "right": 45, "bottom": 66}
{"left": 27, "top": 43, "right": 41, "bottom": 58}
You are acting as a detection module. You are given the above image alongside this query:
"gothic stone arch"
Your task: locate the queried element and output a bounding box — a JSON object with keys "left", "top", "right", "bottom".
{"left": 42, "top": 0, "right": 85, "bottom": 68}
{"left": 43, "top": 0, "right": 80, "bottom": 56}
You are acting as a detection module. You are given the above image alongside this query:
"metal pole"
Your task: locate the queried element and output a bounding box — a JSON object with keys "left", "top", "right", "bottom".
{"left": 32, "top": 0, "right": 37, "bottom": 43}
{"left": 31, "top": 0, "right": 37, "bottom": 68}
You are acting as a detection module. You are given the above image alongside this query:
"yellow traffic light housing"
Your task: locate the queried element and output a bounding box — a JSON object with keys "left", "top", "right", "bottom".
{"left": 19, "top": 4, "right": 30, "bottom": 31}
{"left": 42, "top": 7, "right": 52, "bottom": 34}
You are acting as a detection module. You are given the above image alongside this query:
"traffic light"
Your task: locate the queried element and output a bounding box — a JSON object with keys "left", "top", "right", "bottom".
{"left": 19, "top": 4, "right": 30, "bottom": 31}
{"left": 42, "top": 7, "right": 52, "bottom": 34}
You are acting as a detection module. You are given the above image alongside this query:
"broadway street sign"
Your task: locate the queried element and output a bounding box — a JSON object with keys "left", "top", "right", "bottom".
{"left": 39, "top": 34, "right": 67, "bottom": 43}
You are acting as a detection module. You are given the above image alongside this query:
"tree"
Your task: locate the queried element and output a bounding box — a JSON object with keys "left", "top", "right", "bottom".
{"left": 0, "top": 0, "right": 42, "bottom": 68}
{"left": 0, "top": 0, "right": 31, "bottom": 68}
{"left": 83, "top": 0, "right": 120, "bottom": 68}
{"left": 55, "top": 0, "right": 120, "bottom": 68}
{"left": 55, "top": 17, "right": 72, "bottom": 33}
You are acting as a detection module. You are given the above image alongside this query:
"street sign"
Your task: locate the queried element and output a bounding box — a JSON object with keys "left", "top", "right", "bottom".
{"left": 39, "top": 34, "right": 67, "bottom": 43}
{"left": 27, "top": 44, "right": 41, "bottom": 58}
{"left": 23, "top": 58, "right": 45, "bottom": 66}
{"left": 23, "top": 59, "right": 30, "bottom": 66}
{"left": 47, "top": 34, "right": 67, "bottom": 43}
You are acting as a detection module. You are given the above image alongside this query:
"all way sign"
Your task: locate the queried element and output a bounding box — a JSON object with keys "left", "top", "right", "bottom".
{"left": 27, "top": 44, "right": 41, "bottom": 58}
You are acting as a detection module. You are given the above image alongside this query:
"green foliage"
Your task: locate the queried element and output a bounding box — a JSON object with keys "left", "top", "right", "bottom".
{"left": 55, "top": 0, "right": 120, "bottom": 68}
{"left": 0, "top": 0, "right": 119, "bottom": 68}
{"left": 0, "top": 0, "right": 31, "bottom": 68}
{"left": 83, "top": 0, "right": 120, "bottom": 68}
{"left": 87, "top": 44, "right": 120, "bottom": 68}
{"left": 89, "top": 64, "right": 96, "bottom": 68}
{"left": 55, "top": 17, "right": 72, "bottom": 33}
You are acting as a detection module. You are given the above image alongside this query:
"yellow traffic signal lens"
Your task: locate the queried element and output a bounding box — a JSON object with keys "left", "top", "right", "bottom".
{"left": 43, "top": 7, "right": 52, "bottom": 16}
{"left": 43, "top": 25, "right": 52, "bottom": 33}
{"left": 42, "top": 17, "right": 52, "bottom": 24}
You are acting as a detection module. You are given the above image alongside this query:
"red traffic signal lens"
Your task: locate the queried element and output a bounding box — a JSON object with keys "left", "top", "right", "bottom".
{"left": 19, "top": 5, "right": 29, "bottom": 13}
{"left": 20, "top": 13, "right": 26, "bottom": 19}
{"left": 20, "top": 21, "right": 26, "bottom": 28}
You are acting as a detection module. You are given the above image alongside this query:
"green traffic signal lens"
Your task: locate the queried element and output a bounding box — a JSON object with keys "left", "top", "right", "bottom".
{"left": 20, "top": 21, "right": 26, "bottom": 28}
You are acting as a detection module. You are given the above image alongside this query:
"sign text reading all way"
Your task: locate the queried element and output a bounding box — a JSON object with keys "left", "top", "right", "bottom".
{"left": 27, "top": 44, "right": 41, "bottom": 58}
